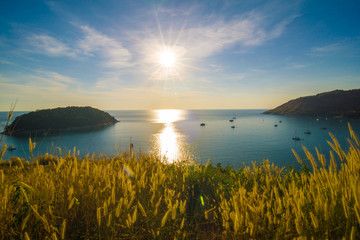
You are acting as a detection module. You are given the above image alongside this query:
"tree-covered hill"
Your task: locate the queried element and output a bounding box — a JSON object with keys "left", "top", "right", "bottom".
{"left": 3, "top": 106, "right": 119, "bottom": 136}
{"left": 264, "top": 89, "right": 360, "bottom": 117}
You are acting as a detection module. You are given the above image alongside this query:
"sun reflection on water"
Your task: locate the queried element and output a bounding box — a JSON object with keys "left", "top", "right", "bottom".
{"left": 153, "top": 109, "right": 185, "bottom": 163}
{"left": 155, "top": 109, "right": 183, "bottom": 124}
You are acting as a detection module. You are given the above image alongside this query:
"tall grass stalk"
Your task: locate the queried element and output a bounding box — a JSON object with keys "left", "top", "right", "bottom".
{"left": 0, "top": 103, "right": 16, "bottom": 161}
{"left": 0, "top": 124, "right": 359, "bottom": 239}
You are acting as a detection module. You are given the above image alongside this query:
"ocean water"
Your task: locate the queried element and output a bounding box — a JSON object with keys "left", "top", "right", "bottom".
{"left": 1, "top": 109, "right": 360, "bottom": 169}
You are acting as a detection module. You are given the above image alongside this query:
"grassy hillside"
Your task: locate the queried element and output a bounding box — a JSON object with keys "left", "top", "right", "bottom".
{"left": 3, "top": 106, "right": 118, "bottom": 136}
{"left": 0, "top": 125, "right": 359, "bottom": 239}
{"left": 264, "top": 89, "right": 360, "bottom": 117}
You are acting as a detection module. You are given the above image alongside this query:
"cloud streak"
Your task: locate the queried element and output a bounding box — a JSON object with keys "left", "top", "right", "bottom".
{"left": 78, "top": 26, "right": 132, "bottom": 68}
{"left": 136, "top": 5, "right": 299, "bottom": 65}
{"left": 25, "top": 26, "right": 133, "bottom": 69}
{"left": 184, "top": 13, "right": 298, "bottom": 59}
{"left": 27, "top": 34, "right": 75, "bottom": 57}
{"left": 312, "top": 43, "right": 341, "bottom": 53}
{"left": 284, "top": 63, "right": 307, "bottom": 70}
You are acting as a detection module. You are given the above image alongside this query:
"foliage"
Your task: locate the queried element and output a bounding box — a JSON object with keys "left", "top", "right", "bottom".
{"left": 264, "top": 89, "right": 360, "bottom": 117}
{"left": 0, "top": 125, "right": 360, "bottom": 239}
{"left": 3, "top": 106, "right": 118, "bottom": 136}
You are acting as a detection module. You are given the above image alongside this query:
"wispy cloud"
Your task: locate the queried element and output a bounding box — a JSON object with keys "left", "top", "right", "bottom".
{"left": 0, "top": 71, "right": 86, "bottom": 109}
{"left": 306, "top": 41, "right": 351, "bottom": 57}
{"left": 32, "top": 70, "right": 76, "bottom": 85}
{"left": 0, "top": 59, "right": 17, "bottom": 65}
{"left": 199, "top": 15, "right": 295, "bottom": 56}
{"left": 24, "top": 26, "right": 133, "bottom": 69}
{"left": 312, "top": 43, "right": 341, "bottom": 53}
{"left": 267, "top": 14, "right": 299, "bottom": 39}
{"left": 307, "top": 38, "right": 360, "bottom": 58}
{"left": 0, "top": 72, "right": 196, "bottom": 110}
{"left": 0, "top": 70, "right": 78, "bottom": 97}
{"left": 184, "top": 17, "right": 265, "bottom": 58}
{"left": 134, "top": 5, "right": 299, "bottom": 81}
{"left": 137, "top": 5, "right": 299, "bottom": 64}
{"left": 284, "top": 63, "right": 307, "bottom": 69}
{"left": 209, "top": 64, "right": 224, "bottom": 73}
{"left": 27, "top": 34, "right": 75, "bottom": 57}
{"left": 78, "top": 26, "right": 132, "bottom": 68}
{"left": 250, "top": 68, "right": 266, "bottom": 74}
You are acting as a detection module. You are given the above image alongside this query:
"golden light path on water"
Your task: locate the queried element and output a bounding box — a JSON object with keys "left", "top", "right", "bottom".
{"left": 153, "top": 109, "right": 186, "bottom": 163}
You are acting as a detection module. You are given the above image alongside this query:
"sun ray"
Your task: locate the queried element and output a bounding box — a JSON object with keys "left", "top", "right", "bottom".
{"left": 140, "top": 12, "right": 193, "bottom": 84}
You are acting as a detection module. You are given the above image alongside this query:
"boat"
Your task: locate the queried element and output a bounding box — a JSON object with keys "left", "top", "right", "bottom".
{"left": 279, "top": 120, "right": 282, "bottom": 123}
{"left": 229, "top": 119, "right": 234, "bottom": 122}
{"left": 7, "top": 145, "right": 17, "bottom": 151}
{"left": 231, "top": 126, "right": 235, "bottom": 128}
{"left": 304, "top": 130, "right": 311, "bottom": 134}
{"left": 320, "top": 127, "right": 327, "bottom": 130}
{"left": 200, "top": 123, "right": 206, "bottom": 126}
{"left": 232, "top": 117, "right": 236, "bottom": 119}
{"left": 274, "top": 124, "right": 278, "bottom": 127}
{"left": 292, "top": 137, "right": 302, "bottom": 141}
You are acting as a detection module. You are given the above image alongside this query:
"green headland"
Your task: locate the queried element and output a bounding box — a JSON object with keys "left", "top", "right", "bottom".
{"left": 3, "top": 106, "right": 119, "bottom": 136}
{"left": 264, "top": 89, "right": 360, "bottom": 117}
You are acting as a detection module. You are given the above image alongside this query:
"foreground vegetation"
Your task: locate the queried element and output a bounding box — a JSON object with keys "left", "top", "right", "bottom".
{"left": 0, "top": 125, "right": 359, "bottom": 239}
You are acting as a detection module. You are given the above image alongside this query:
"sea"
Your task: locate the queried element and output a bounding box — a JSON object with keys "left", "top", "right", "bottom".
{"left": 1, "top": 109, "right": 360, "bottom": 169}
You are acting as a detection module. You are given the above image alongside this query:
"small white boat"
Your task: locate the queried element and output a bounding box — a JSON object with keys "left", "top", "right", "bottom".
{"left": 274, "top": 124, "right": 278, "bottom": 127}
{"left": 200, "top": 123, "right": 206, "bottom": 126}
{"left": 292, "top": 137, "right": 302, "bottom": 141}
{"left": 7, "top": 145, "right": 17, "bottom": 151}
{"left": 229, "top": 119, "right": 234, "bottom": 122}
{"left": 304, "top": 130, "right": 311, "bottom": 134}
{"left": 231, "top": 126, "right": 235, "bottom": 128}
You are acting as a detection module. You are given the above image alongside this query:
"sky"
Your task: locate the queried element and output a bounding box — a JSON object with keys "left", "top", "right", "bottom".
{"left": 0, "top": 0, "right": 359, "bottom": 111}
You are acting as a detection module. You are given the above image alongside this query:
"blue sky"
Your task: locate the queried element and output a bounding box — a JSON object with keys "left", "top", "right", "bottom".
{"left": 0, "top": 0, "right": 359, "bottom": 110}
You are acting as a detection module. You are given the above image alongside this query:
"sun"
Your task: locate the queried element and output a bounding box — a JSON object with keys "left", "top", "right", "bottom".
{"left": 158, "top": 48, "right": 177, "bottom": 68}
{"left": 144, "top": 43, "right": 186, "bottom": 80}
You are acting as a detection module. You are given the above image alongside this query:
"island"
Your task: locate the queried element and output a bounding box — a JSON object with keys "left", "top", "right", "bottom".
{"left": 3, "top": 106, "right": 119, "bottom": 136}
{"left": 264, "top": 89, "right": 360, "bottom": 117}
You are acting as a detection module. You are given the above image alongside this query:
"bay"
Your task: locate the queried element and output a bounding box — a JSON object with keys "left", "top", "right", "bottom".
{"left": 1, "top": 109, "right": 360, "bottom": 169}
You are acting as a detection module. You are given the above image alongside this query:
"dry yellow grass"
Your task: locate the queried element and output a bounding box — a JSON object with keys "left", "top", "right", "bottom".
{"left": 0, "top": 123, "right": 359, "bottom": 239}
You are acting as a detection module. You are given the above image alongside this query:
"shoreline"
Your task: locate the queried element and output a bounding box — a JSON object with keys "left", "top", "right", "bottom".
{"left": 2, "top": 121, "right": 119, "bottom": 137}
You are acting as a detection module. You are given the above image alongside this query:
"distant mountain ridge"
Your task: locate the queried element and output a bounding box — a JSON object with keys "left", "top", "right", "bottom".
{"left": 3, "top": 106, "right": 119, "bottom": 136}
{"left": 264, "top": 89, "right": 360, "bottom": 117}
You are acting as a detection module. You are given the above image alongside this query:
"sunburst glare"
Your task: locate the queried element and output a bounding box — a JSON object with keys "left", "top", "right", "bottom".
{"left": 158, "top": 48, "right": 176, "bottom": 68}
{"left": 142, "top": 41, "right": 187, "bottom": 81}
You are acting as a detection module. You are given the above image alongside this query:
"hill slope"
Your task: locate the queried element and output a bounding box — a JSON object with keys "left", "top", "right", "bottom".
{"left": 3, "top": 106, "right": 119, "bottom": 136}
{"left": 264, "top": 89, "right": 360, "bottom": 117}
